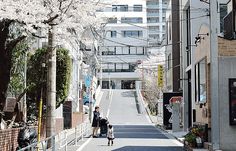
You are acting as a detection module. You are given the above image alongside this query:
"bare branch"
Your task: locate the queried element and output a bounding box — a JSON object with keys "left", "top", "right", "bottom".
{"left": 6, "top": 35, "right": 26, "bottom": 53}
{"left": 16, "top": 88, "right": 28, "bottom": 103}
{"left": 32, "top": 33, "right": 47, "bottom": 38}
{"left": 63, "top": 0, "right": 74, "bottom": 14}
{"left": 43, "top": 14, "right": 59, "bottom": 24}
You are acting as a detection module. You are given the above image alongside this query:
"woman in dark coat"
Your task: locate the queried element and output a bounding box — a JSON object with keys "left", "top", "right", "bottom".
{"left": 92, "top": 106, "right": 100, "bottom": 137}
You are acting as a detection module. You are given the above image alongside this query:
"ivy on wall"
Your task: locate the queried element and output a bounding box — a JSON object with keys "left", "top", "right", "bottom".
{"left": 26, "top": 47, "right": 71, "bottom": 119}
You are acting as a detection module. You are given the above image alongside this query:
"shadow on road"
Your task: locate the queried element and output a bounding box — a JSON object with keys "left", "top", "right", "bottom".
{"left": 112, "top": 125, "right": 168, "bottom": 139}
{"left": 121, "top": 91, "right": 135, "bottom": 97}
{"left": 112, "top": 146, "right": 184, "bottom": 151}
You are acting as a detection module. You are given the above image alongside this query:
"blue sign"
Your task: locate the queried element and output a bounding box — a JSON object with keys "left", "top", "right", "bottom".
{"left": 85, "top": 76, "right": 91, "bottom": 87}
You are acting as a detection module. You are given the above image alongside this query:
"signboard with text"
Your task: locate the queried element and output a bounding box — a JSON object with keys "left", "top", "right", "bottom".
{"left": 3, "top": 97, "right": 16, "bottom": 112}
{"left": 229, "top": 79, "right": 236, "bottom": 125}
{"left": 158, "top": 65, "right": 164, "bottom": 88}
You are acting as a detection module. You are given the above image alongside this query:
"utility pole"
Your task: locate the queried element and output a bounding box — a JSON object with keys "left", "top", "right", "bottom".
{"left": 209, "top": 0, "right": 220, "bottom": 150}
{"left": 46, "top": 25, "right": 56, "bottom": 139}
{"left": 23, "top": 51, "right": 27, "bottom": 123}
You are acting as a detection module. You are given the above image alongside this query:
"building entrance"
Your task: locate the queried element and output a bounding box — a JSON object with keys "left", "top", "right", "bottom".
{"left": 121, "top": 80, "right": 135, "bottom": 89}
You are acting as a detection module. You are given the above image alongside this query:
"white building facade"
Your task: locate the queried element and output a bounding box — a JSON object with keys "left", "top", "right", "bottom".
{"left": 146, "top": 0, "right": 168, "bottom": 47}
{"left": 97, "top": 0, "right": 149, "bottom": 89}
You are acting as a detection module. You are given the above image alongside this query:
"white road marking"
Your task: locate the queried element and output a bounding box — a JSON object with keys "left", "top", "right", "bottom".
{"left": 76, "top": 137, "right": 93, "bottom": 151}
{"left": 106, "top": 89, "right": 113, "bottom": 118}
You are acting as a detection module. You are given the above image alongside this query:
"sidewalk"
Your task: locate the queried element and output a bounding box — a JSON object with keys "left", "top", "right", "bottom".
{"left": 54, "top": 89, "right": 104, "bottom": 151}
{"left": 148, "top": 113, "right": 187, "bottom": 143}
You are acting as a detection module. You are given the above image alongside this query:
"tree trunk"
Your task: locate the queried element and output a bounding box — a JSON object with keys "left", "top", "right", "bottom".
{"left": 46, "top": 25, "right": 56, "bottom": 139}
{"left": 0, "top": 21, "right": 10, "bottom": 111}
{"left": 0, "top": 20, "right": 26, "bottom": 114}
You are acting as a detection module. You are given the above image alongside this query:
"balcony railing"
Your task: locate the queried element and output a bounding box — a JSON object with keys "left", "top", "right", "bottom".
{"left": 147, "top": 13, "right": 159, "bottom": 17}
{"left": 146, "top": 4, "right": 159, "bottom": 9}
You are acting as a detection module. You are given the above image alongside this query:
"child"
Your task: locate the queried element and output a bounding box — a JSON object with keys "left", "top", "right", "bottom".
{"left": 107, "top": 124, "right": 115, "bottom": 146}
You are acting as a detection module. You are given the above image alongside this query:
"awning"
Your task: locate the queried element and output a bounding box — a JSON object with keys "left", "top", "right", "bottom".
{"left": 169, "top": 96, "right": 182, "bottom": 103}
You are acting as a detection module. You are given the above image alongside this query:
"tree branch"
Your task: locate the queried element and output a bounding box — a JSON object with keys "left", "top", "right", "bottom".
{"left": 63, "top": 0, "right": 74, "bottom": 14}
{"left": 32, "top": 33, "right": 47, "bottom": 39}
{"left": 6, "top": 35, "right": 26, "bottom": 53}
{"left": 43, "top": 14, "right": 59, "bottom": 24}
{"left": 16, "top": 88, "right": 28, "bottom": 103}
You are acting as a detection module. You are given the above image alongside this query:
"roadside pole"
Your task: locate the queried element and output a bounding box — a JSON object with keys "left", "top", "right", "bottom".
{"left": 209, "top": 0, "right": 220, "bottom": 150}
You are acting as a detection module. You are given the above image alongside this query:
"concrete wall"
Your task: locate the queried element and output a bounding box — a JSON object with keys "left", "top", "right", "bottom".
{"left": 217, "top": 36, "right": 236, "bottom": 150}
{"left": 192, "top": 24, "right": 211, "bottom": 126}
{"left": 219, "top": 57, "right": 236, "bottom": 151}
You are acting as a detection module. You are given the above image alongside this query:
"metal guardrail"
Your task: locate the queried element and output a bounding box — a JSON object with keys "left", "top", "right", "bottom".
{"left": 17, "top": 122, "right": 90, "bottom": 151}
{"left": 136, "top": 89, "right": 146, "bottom": 114}
{"left": 17, "top": 135, "right": 56, "bottom": 151}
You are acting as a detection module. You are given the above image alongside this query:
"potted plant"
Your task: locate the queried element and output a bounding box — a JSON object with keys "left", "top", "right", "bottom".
{"left": 184, "top": 132, "right": 196, "bottom": 148}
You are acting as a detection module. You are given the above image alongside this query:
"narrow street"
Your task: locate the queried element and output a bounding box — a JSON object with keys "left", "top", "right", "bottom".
{"left": 81, "top": 90, "right": 183, "bottom": 151}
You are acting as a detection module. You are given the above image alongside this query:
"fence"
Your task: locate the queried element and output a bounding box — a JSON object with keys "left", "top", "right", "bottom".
{"left": 17, "top": 122, "right": 90, "bottom": 151}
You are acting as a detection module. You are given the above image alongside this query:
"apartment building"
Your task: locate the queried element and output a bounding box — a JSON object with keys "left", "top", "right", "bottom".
{"left": 146, "top": 0, "right": 168, "bottom": 47}
{"left": 97, "top": 0, "right": 149, "bottom": 89}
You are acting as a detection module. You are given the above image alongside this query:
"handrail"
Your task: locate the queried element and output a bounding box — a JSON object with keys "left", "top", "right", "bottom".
{"left": 17, "top": 122, "right": 90, "bottom": 151}
{"left": 17, "top": 135, "right": 56, "bottom": 151}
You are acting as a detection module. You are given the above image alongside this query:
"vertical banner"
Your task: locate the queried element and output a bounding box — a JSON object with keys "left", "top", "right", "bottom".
{"left": 158, "top": 65, "right": 164, "bottom": 88}
{"left": 229, "top": 79, "right": 236, "bottom": 125}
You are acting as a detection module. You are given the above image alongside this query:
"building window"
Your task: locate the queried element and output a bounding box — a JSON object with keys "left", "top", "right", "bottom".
{"left": 186, "top": 6, "right": 191, "bottom": 66}
{"left": 149, "top": 34, "right": 159, "bottom": 40}
{"left": 121, "top": 17, "right": 143, "bottom": 23}
{"left": 102, "top": 63, "right": 135, "bottom": 72}
{"left": 123, "top": 47, "right": 129, "bottom": 54}
{"left": 148, "top": 26, "right": 159, "bottom": 31}
{"left": 162, "top": 25, "right": 165, "bottom": 31}
{"left": 112, "top": 5, "right": 128, "bottom": 12}
{"left": 122, "top": 31, "right": 143, "bottom": 37}
{"left": 130, "top": 47, "right": 137, "bottom": 54}
{"left": 133, "top": 5, "right": 142, "bottom": 12}
{"left": 102, "top": 46, "right": 115, "bottom": 55}
{"left": 116, "top": 47, "right": 123, "bottom": 55}
{"left": 162, "top": 0, "right": 168, "bottom": 5}
{"left": 147, "top": 17, "right": 159, "bottom": 23}
{"left": 220, "top": 4, "right": 228, "bottom": 33}
{"left": 147, "top": 1, "right": 159, "bottom": 5}
{"left": 162, "top": 34, "right": 165, "bottom": 38}
{"left": 137, "top": 47, "right": 144, "bottom": 54}
{"left": 107, "top": 18, "right": 117, "bottom": 23}
{"left": 162, "top": 17, "right": 166, "bottom": 22}
{"left": 195, "top": 59, "right": 206, "bottom": 103}
{"left": 110, "top": 31, "right": 117, "bottom": 38}
{"left": 168, "top": 17, "right": 171, "bottom": 41}
{"left": 162, "top": 9, "right": 166, "bottom": 13}
{"left": 102, "top": 46, "right": 146, "bottom": 55}
{"left": 147, "top": 9, "right": 159, "bottom": 14}
{"left": 102, "top": 63, "right": 115, "bottom": 72}
{"left": 112, "top": 5, "right": 117, "bottom": 12}
{"left": 167, "top": 54, "right": 171, "bottom": 70}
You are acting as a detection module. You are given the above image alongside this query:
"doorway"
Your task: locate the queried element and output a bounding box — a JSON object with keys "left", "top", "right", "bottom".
{"left": 121, "top": 80, "right": 135, "bottom": 89}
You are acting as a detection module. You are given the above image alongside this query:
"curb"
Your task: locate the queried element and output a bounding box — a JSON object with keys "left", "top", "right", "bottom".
{"left": 156, "top": 124, "right": 184, "bottom": 144}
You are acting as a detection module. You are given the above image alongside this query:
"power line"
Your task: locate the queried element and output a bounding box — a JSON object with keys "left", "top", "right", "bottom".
{"left": 95, "top": 1, "right": 209, "bottom": 11}
{"left": 106, "top": 14, "right": 209, "bottom": 30}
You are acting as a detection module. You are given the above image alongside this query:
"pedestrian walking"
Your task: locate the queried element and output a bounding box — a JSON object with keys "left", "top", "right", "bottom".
{"left": 107, "top": 124, "right": 115, "bottom": 146}
{"left": 92, "top": 106, "right": 100, "bottom": 138}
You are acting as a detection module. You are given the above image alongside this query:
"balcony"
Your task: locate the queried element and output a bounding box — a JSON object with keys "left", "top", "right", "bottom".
{"left": 148, "top": 30, "right": 160, "bottom": 34}
{"left": 146, "top": 4, "right": 159, "bottom": 9}
{"left": 147, "top": 13, "right": 159, "bottom": 17}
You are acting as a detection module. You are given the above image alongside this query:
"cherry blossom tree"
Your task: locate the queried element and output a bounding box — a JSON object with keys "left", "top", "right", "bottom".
{"left": 0, "top": 0, "right": 104, "bottom": 131}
